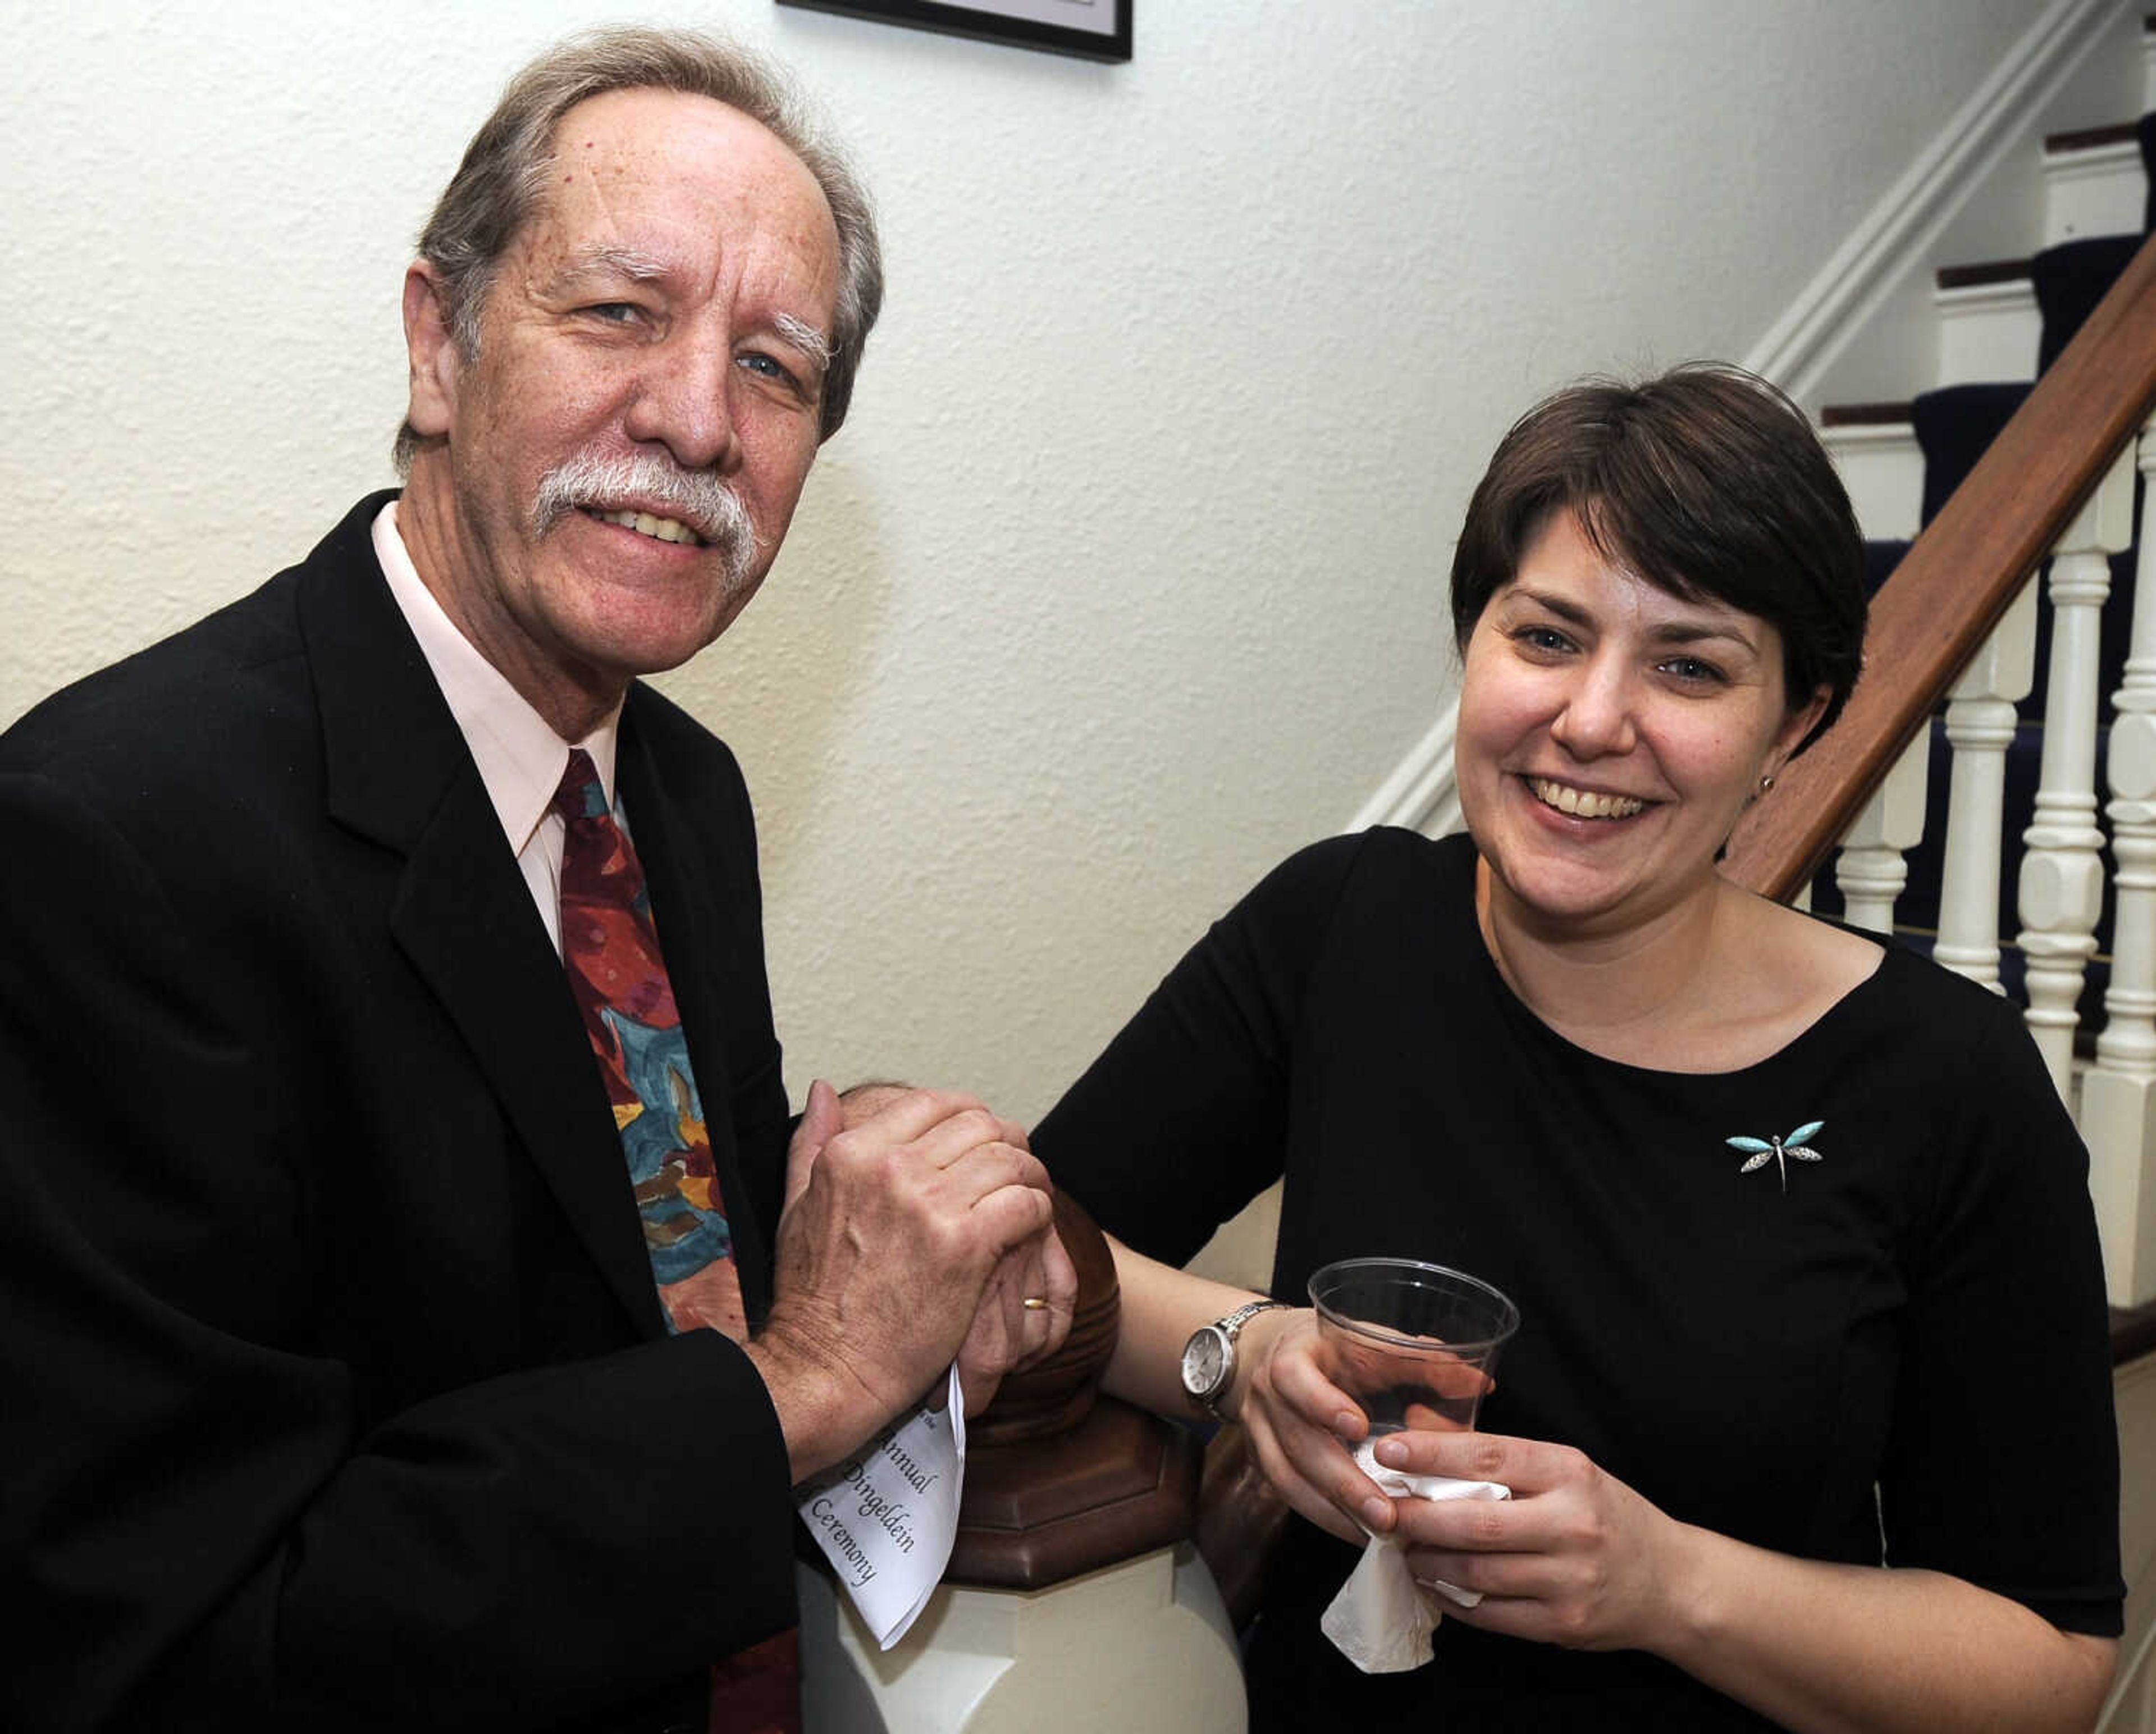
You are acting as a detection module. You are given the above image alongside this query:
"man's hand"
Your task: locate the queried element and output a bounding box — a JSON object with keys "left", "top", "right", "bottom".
{"left": 797, "top": 1080, "right": 1075, "bottom": 1415}
{"left": 956, "top": 1223, "right": 1076, "bottom": 1415}
{"left": 746, "top": 1081, "right": 1055, "bottom": 1481}
{"left": 780, "top": 1076, "right": 849, "bottom": 1213}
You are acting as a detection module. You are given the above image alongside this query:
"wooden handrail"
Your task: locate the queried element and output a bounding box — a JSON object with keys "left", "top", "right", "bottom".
{"left": 1723, "top": 231, "right": 2156, "bottom": 900}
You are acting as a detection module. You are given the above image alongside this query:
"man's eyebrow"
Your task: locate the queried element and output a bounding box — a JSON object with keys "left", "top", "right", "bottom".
{"left": 541, "top": 243, "right": 674, "bottom": 291}
{"left": 773, "top": 313, "right": 832, "bottom": 366}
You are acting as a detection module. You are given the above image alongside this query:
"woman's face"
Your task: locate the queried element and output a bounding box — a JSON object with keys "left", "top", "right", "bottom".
{"left": 1455, "top": 509, "right": 1826, "bottom": 939}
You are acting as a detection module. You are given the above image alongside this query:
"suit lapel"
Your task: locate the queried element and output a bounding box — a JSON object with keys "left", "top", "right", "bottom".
{"left": 615, "top": 709, "right": 775, "bottom": 1315}
{"left": 296, "top": 497, "right": 666, "bottom": 1339}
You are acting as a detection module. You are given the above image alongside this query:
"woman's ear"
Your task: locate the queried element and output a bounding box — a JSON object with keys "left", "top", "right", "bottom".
{"left": 1772, "top": 683, "right": 1834, "bottom": 769}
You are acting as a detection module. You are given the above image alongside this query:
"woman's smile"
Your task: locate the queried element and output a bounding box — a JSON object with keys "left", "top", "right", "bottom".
{"left": 1523, "top": 776, "right": 1649, "bottom": 821}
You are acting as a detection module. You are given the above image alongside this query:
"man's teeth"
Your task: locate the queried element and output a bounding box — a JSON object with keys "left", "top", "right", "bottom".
{"left": 1529, "top": 778, "right": 1645, "bottom": 820}
{"left": 590, "top": 506, "right": 705, "bottom": 546}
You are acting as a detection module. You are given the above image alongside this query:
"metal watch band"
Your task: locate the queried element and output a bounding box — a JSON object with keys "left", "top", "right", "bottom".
{"left": 1190, "top": 1298, "right": 1292, "bottom": 1422}
{"left": 1214, "top": 1298, "right": 1291, "bottom": 1340}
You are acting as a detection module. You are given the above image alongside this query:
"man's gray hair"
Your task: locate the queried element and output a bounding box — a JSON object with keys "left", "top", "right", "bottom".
{"left": 392, "top": 26, "right": 883, "bottom": 472}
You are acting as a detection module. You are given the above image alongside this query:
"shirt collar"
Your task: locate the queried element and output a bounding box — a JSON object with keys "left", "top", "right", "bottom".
{"left": 372, "top": 498, "right": 620, "bottom": 849}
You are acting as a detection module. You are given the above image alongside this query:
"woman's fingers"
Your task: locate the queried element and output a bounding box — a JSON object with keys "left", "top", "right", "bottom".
{"left": 1264, "top": 1322, "right": 1374, "bottom": 1445}
{"left": 1245, "top": 1409, "right": 1384, "bottom": 1545}
{"left": 1372, "top": 1426, "right": 1557, "bottom": 1489}
{"left": 1377, "top": 1432, "right": 1674, "bottom": 1654}
{"left": 1239, "top": 1314, "right": 1400, "bottom": 1540}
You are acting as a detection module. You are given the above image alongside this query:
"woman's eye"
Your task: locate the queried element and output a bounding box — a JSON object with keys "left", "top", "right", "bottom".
{"left": 1660, "top": 656, "right": 1725, "bottom": 685}
{"left": 1516, "top": 626, "right": 1573, "bottom": 654}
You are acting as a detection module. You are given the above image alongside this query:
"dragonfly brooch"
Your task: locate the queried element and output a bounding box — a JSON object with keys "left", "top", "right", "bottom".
{"left": 1726, "top": 1121, "right": 1824, "bottom": 1192}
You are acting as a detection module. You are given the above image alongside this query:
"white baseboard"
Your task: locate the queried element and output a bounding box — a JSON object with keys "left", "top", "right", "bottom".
{"left": 1345, "top": 704, "right": 1461, "bottom": 837}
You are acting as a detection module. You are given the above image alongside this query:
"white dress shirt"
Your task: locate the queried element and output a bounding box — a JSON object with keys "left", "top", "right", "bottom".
{"left": 372, "top": 499, "right": 619, "bottom": 956}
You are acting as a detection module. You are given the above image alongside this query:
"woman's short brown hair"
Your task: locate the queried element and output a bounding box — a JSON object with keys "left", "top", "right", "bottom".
{"left": 1449, "top": 364, "right": 1866, "bottom": 752}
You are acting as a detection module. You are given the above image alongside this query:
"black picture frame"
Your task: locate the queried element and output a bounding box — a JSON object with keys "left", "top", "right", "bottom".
{"left": 777, "top": 0, "right": 1131, "bottom": 63}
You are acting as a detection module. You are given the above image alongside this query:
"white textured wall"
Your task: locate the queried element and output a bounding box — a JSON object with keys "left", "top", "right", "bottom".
{"left": 2, "top": 0, "right": 2059, "bottom": 1124}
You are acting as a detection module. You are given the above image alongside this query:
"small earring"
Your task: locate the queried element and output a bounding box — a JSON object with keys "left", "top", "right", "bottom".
{"left": 1758, "top": 773, "right": 1776, "bottom": 794}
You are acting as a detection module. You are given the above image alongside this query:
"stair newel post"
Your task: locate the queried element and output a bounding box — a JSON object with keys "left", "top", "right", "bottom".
{"left": 1932, "top": 584, "right": 2039, "bottom": 987}
{"left": 2081, "top": 416, "right": 2156, "bottom": 1308}
{"left": 2016, "top": 448, "right": 2136, "bottom": 1097}
{"left": 1830, "top": 731, "right": 1929, "bottom": 935}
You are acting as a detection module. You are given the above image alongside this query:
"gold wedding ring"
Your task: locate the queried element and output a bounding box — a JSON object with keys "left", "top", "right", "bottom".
{"left": 1021, "top": 1297, "right": 1050, "bottom": 1310}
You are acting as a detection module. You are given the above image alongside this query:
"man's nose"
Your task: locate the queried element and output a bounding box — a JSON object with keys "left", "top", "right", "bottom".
{"left": 1549, "top": 659, "right": 1637, "bottom": 759}
{"left": 623, "top": 328, "right": 740, "bottom": 472}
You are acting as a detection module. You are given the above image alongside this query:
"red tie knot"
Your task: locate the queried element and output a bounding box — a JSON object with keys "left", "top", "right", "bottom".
{"left": 553, "top": 747, "right": 608, "bottom": 823}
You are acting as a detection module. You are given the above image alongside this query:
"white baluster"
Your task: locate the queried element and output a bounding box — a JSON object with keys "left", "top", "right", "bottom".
{"left": 1933, "top": 585, "right": 2039, "bottom": 988}
{"left": 1831, "top": 730, "right": 1929, "bottom": 935}
{"left": 2017, "top": 448, "right": 2136, "bottom": 1098}
{"left": 2080, "top": 417, "right": 2156, "bottom": 1307}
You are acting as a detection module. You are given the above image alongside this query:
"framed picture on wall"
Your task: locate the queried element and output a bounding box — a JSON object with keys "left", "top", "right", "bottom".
{"left": 776, "top": 0, "right": 1132, "bottom": 63}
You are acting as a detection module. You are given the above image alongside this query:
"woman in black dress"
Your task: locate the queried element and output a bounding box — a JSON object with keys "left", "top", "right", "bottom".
{"left": 1032, "top": 365, "right": 2122, "bottom": 1731}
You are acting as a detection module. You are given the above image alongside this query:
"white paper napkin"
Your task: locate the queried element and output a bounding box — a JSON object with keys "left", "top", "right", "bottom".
{"left": 796, "top": 1363, "right": 967, "bottom": 1649}
{"left": 1319, "top": 1437, "right": 1510, "bottom": 1674}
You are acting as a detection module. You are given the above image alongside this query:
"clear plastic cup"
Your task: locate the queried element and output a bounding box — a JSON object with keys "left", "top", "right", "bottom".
{"left": 1308, "top": 1257, "right": 1520, "bottom": 1435}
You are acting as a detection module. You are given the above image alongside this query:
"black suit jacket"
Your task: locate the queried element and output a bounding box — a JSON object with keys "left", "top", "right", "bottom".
{"left": 1, "top": 496, "right": 801, "bottom": 1732}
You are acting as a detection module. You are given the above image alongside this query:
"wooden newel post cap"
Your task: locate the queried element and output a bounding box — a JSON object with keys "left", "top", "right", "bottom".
{"left": 944, "top": 1189, "right": 1201, "bottom": 1589}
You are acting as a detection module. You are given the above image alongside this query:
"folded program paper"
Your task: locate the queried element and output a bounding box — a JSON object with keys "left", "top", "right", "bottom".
{"left": 796, "top": 1363, "right": 967, "bottom": 1649}
{"left": 1319, "top": 1438, "right": 1510, "bottom": 1674}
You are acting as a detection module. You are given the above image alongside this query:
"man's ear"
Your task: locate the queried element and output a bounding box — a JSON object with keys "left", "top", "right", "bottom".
{"left": 402, "top": 262, "right": 462, "bottom": 440}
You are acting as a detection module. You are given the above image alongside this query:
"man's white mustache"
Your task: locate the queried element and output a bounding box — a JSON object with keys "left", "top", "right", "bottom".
{"left": 531, "top": 452, "right": 758, "bottom": 587}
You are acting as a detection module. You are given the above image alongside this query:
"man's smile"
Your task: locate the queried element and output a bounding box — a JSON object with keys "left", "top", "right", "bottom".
{"left": 582, "top": 505, "right": 707, "bottom": 546}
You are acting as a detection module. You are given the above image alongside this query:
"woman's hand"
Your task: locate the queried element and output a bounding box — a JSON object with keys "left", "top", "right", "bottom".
{"left": 1227, "top": 1307, "right": 1409, "bottom": 1548}
{"left": 1373, "top": 1427, "right": 2116, "bottom": 1732}
{"left": 1376, "top": 1428, "right": 1690, "bottom": 1653}
{"left": 1094, "top": 1252, "right": 2116, "bottom": 1734}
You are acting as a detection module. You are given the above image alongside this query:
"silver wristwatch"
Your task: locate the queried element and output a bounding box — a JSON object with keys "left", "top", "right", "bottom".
{"left": 1180, "top": 1299, "right": 1292, "bottom": 1423}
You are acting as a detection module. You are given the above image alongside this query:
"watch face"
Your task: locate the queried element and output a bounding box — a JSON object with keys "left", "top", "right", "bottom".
{"left": 1182, "top": 1327, "right": 1228, "bottom": 1399}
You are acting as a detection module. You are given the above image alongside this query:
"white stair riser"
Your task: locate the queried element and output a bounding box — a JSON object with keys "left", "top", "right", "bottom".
{"left": 1823, "top": 423, "right": 1923, "bottom": 542}
{"left": 2044, "top": 139, "right": 2146, "bottom": 246}
{"left": 1935, "top": 280, "right": 2040, "bottom": 385}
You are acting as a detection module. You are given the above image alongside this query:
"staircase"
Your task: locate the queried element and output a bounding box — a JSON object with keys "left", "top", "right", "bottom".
{"left": 1729, "top": 24, "right": 2156, "bottom": 1730}
{"left": 1789, "top": 56, "right": 2156, "bottom": 1294}
{"left": 1808, "top": 117, "right": 2153, "bottom": 1028}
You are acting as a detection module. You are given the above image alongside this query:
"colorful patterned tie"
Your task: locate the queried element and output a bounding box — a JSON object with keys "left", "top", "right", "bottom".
{"left": 554, "top": 749, "right": 748, "bottom": 1339}
{"left": 551, "top": 750, "right": 801, "bottom": 1733}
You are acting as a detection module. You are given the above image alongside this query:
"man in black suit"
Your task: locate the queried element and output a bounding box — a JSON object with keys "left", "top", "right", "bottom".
{"left": 0, "top": 28, "right": 1068, "bottom": 1732}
